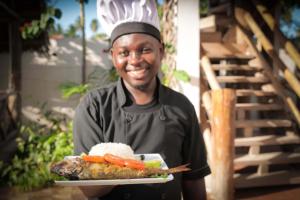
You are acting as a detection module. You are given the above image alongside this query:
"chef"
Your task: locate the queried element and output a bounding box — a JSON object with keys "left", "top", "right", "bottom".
{"left": 73, "top": 0, "right": 211, "bottom": 199}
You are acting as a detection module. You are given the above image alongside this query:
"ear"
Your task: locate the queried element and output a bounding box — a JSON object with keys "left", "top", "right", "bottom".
{"left": 110, "top": 47, "right": 114, "bottom": 57}
{"left": 159, "top": 42, "right": 165, "bottom": 60}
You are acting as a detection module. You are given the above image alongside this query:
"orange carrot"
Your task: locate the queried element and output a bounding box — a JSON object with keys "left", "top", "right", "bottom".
{"left": 82, "top": 155, "right": 105, "bottom": 163}
{"left": 104, "top": 154, "right": 126, "bottom": 167}
{"left": 124, "top": 159, "right": 145, "bottom": 170}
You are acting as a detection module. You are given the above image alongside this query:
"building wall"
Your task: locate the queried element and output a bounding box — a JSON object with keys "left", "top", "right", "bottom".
{"left": 177, "top": 0, "right": 200, "bottom": 116}
{"left": 0, "top": 38, "right": 112, "bottom": 111}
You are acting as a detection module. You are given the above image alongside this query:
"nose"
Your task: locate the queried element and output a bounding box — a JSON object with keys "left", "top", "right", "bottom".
{"left": 128, "top": 51, "right": 142, "bottom": 65}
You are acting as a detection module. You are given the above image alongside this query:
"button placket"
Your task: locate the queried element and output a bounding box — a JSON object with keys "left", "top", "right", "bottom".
{"left": 124, "top": 113, "right": 132, "bottom": 144}
{"left": 125, "top": 113, "right": 133, "bottom": 123}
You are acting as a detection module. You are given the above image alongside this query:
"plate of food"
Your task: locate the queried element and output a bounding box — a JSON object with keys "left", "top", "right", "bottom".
{"left": 51, "top": 143, "right": 190, "bottom": 186}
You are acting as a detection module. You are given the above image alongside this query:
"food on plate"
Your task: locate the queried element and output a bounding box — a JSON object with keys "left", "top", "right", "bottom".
{"left": 50, "top": 143, "right": 190, "bottom": 180}
{"left": 88, "top": 143, "right": 135, "bottom": 160}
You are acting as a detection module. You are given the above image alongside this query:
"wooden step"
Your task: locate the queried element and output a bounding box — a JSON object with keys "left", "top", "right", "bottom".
{"left": 236, "top": 89, "right": 276, "bottom": 97}
{"left": 234, "top": 170, "right": 300, "bottom": 188}
{"left": 236, "top": 103, "right": 283, "bottom": 111}
{"left": 200, "top": 32, "right": 222, "bottom": 42}
{"left": 201, "top": 42, "right": 255, "bottom": 60}
{"left": 234, "top": 152, "right": 300, "bottom": 166}
{"left": 211, "top": 64, "right": 262, "bottom": 71}
{"left": 236, "top": 119, "right": 292, "bottom": 128}
{"left": 235, "top": 134, "right": 300, "bottom": 146}
{"left": 217, "top": 76, "right": 269, "bottom": 83}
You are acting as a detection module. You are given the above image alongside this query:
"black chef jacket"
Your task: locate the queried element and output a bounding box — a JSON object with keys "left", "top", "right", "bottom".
{"left": 73, "top": 78, "right": 211, "bottom": 200}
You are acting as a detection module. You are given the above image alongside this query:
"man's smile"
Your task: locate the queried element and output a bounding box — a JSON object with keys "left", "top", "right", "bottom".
{"left": 127, "top": 67, "right": 150, "bottom": 80}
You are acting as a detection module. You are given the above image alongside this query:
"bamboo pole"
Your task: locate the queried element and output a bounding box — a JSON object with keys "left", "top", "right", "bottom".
{"left": 235, "top": 25, "right": 300, "bottom": 126}
{"left": 211, "top": 89, "right": 235, "bottom": 200}
{"left": 244, "top": 12, "right": 300, "bottom": 98}
{"left": 252, "top": 0, "right": 300, "bottom": 71}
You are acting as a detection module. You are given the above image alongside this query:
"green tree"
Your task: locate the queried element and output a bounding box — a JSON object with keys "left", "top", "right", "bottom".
{"left": 90, "top": 19, "right": 99, "bottom": 33}
{"left": 65, "top": 24, "right": 79, "bottom": 38}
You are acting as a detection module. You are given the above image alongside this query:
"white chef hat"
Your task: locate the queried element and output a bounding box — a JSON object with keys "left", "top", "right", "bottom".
{"left": 97, "top": 0, "right": 161, "bottom": 45}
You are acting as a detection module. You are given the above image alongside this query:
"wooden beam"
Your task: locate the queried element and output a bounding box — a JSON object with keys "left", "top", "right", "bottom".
{"left": 235, "top": 22, "right": 300, "bottom": 126}
{"left": 252, "top": 0, "right": 300, "bottom": 71}
{"left": 201, "top": 56, "right": 221, "bottom": 90}
{"left": 244, "top": 12, "right": 300, "bottom": 98}
{"left": 211, "top": 89, "right": 236, "bottom": 200}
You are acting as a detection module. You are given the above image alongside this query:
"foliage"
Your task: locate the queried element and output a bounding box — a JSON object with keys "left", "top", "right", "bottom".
{"left": 278, "top": 0, "right": 300, "bottom": 48}
{"left": 200, "top": 0, "right": 209, "bottom": 16}
{"left": 90, "top": 19, "right": 99, "bottom": 33}
{"left": 49, "top": 23, "right": 64, "bottom": 35}
{"left": 161, "top": 64, "right": 190, "bottom": 86}
{"left": 59, "top": 82, "right": 90, "bottom": 99}
{"left": 161, "top": 43, "right": 190, "bottom": 87}
{"left": 59, "top": 66, "right": 118, "bottom": 100}
{"left": 95, "top": 33, "right": 109, "bottom": 40}
{"left": 65, "top": 24, "right": 80, "bottom": 38}
{"left": 0, "top": 116, "right": 73, "bottom": 191}
{"left": 20, "top": 6, "right": 62, "bottom": 39}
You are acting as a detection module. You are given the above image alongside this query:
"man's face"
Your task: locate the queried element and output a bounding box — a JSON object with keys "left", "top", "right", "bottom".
{"left": 111, "top": 33, "right": 164, "bottom": 90}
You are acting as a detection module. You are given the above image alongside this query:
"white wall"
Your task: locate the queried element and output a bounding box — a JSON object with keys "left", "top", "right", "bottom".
{"left": 0, "top": 38, "right": 112, "bottom": 110}
{"left": 177, "top": 0, "right": 200, "bottom": 116}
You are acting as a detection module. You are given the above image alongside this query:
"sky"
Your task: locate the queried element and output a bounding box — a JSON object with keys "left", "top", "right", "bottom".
{"left": 50, "top": 0, "right": 101, "bottom": 38}
{"left": 50, "top": 0, "right": 300, "bottom": 39}
{"left": 49, "top": 0, "right": 164, "bottom": 39}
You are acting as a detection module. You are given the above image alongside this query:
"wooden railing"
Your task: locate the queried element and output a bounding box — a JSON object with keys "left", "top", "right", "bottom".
{"left": 252, "top": 0, "right": 300, "bottom": 72}
{"left": 235, "top": 9, "right": 300, "bottom": 126}
{"left": 243, "top": 13, "right": 300, "bottom": 99}
{"left": 200, "top": 56, "right": 235, "bottom": 200}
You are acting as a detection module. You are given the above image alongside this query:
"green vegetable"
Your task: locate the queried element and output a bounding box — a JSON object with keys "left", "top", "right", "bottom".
{"left": 150, "top": 173, "right": 168, "bottom": 178}
{"left": 144, "top": 160, "right": 162, "bottom": 168}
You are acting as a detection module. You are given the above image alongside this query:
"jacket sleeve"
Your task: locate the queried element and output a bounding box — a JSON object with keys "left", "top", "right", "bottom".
{"left": 182, "top": 105, "right": 211, "bottom": 180}
{"left": 73, "top": 92, "right": 104, "bottom": 155}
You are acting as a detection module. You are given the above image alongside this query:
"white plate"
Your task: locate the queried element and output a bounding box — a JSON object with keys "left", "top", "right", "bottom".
{"left": 54, "top": 153, "right": 174, "bottom": 186}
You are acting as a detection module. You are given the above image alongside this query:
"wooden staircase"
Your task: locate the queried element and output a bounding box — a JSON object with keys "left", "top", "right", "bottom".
{"left": 200, "top": 10, "right": 300, "bottom": 189}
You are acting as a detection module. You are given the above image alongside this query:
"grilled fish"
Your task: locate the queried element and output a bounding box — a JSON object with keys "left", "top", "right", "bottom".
{"left": 50, "top": 157, "right": 190, "bottom": 180}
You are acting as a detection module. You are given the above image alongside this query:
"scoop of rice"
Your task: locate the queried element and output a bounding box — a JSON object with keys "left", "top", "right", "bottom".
{"left": 88, "top": 143, "right": 135, "bottom": 159}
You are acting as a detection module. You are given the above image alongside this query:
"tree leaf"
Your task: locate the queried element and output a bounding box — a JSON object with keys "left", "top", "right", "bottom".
{"left": 173, "top": 70, "right": 190, "bottom": 82}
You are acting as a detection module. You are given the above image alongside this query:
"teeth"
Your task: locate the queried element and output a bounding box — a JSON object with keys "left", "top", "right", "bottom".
{"left": 128, "top": 68, "right": 147, "bottom": 79}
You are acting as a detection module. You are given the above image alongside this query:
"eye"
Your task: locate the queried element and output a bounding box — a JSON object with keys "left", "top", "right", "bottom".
{"left": 119, "top": 50, "right": 129, "bottom": 57}
{"left": 141, "top": 47, "right": 152, "bottom": 53}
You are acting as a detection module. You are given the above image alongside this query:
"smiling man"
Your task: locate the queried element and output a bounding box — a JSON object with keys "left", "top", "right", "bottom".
{"left": 72, "top": 0, "right": 210, "bottom": 200}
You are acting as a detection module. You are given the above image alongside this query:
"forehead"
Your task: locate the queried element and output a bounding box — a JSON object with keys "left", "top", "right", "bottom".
{"left": 112, "top": 33, "right": 161, "bottom": 48}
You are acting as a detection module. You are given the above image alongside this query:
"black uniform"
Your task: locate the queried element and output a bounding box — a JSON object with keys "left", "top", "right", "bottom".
{"left": 73, "top": 78, "right": 211, "bottom": 200}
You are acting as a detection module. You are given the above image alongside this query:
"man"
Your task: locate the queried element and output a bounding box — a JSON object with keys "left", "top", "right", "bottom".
{"left": 73, "top": 0, "right": 210, "bottom": 199}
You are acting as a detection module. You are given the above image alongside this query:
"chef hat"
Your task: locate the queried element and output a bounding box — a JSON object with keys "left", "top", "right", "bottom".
{"left": 97, "top": 0, "right": 161, "bottom": 45}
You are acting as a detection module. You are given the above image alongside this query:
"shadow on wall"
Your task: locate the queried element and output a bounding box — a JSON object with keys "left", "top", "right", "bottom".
{"left": 17, "top": 37, "right": 113, "bottom": 110}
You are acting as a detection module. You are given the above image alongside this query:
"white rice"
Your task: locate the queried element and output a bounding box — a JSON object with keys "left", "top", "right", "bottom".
{"left": 88, "top": 143, "right": 136, "bottom": 159}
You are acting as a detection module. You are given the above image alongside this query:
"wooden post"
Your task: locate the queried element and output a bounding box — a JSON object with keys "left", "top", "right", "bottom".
{"left": 211, "top": 89, "right": 236, "bottom": 200}
{"left": 8, "top": 20, "right": 22, "bottom": 124}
